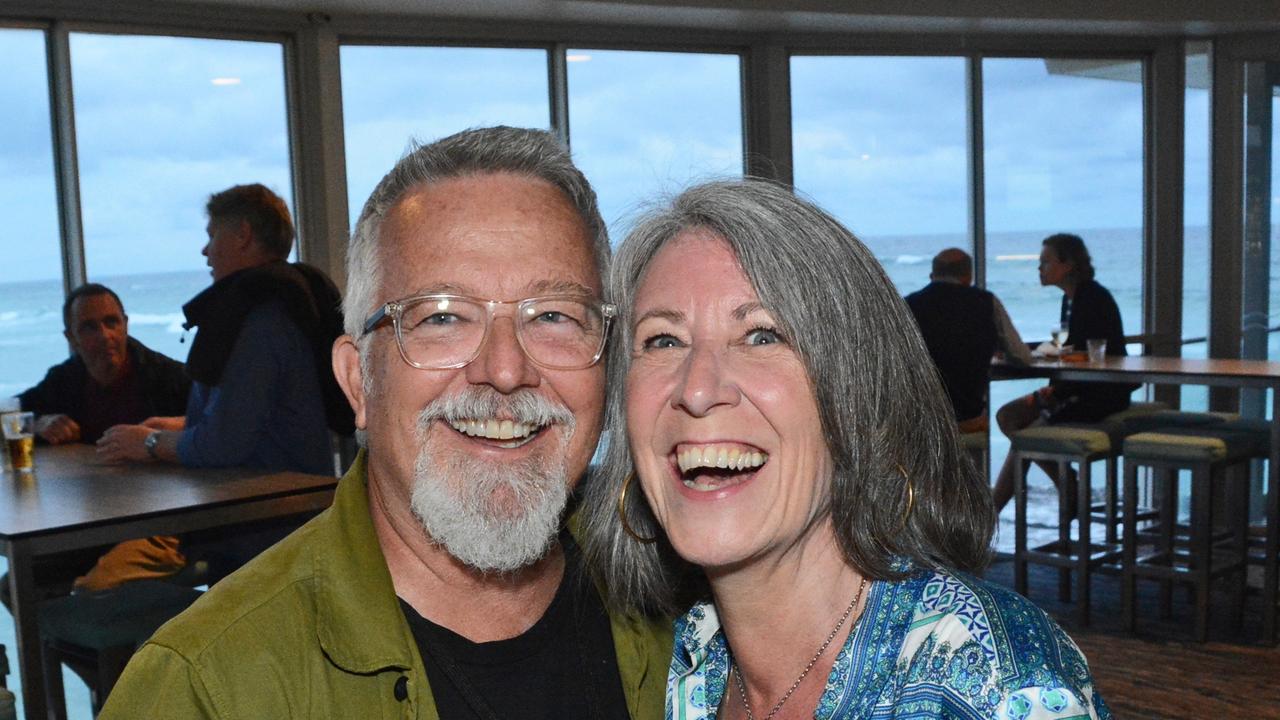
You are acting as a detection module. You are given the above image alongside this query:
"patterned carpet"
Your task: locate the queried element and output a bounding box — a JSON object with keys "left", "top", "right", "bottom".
{"left": 985, "top": 558, "right": 1280, "bottom": 719}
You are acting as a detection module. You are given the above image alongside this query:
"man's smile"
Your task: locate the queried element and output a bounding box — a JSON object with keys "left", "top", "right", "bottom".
{"left": 446, "top": 417, "right": 548, "bottom": 449}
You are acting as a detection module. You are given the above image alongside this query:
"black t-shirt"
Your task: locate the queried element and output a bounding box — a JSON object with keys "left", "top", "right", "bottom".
{"left": 398, "top": 536, "right": 629, "bottom": 720}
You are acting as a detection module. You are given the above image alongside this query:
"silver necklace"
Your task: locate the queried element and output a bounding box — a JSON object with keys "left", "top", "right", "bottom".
{"left": 731, "top": 577, "right": 869, "bottom": 720}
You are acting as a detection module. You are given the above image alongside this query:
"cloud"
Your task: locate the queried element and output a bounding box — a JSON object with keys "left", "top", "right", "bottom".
{"left": 565, "top": 49, "right": 743, "bottom": 235}
{"left": 791, "top": 55, "right": 1146, "bottom": 235}
{"left": 340, "top": 45, "right": 552, "bottom": 223}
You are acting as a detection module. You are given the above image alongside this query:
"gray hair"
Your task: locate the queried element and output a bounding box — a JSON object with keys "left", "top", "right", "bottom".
{"left": 581, "top": 179, "right": 995, "bottom": 615}
{"left": 343, "top": 126, "right": 611, "bottom": 341}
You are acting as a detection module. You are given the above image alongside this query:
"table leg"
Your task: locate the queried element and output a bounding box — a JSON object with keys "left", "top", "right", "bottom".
{"left": 6, "top": 544, "right": 47, "bottom": 720}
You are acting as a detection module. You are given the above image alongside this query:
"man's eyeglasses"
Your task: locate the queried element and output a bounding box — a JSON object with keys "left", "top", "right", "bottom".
{"left": 361, "top": 293, "right": 616, "bottom": 371}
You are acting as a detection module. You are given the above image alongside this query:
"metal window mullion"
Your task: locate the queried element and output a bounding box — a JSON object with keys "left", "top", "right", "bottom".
{"left": 1145, "top": 41, "right": 1186, "bottom": 358}
{"left": 47, "top": 21, "right": 85, "bottom": 294}
{"left": 1145, "top": 40, "right": 1185, "bottom": 410}
{"left": 283, "top": 34, "right": 304, "bottom": 261}
{"left": 287, "top": 15, "right": 350, "bottom": 287}
{"left": 549, "top": 44, "right": 569, "bottom": 147}
{"left": 743, "top": 40, "right": 792, "bottom": 185}
{"left": 1207, "top": 41, "right": 1244, "bottom": 410}
{"left": 967, "top": 54, "right": 986, "bottom": 289}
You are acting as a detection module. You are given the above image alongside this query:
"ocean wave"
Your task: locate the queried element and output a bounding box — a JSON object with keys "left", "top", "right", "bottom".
{"left": 893, "top": 254, "right": 930, "bottom": 265}
{"left": 0, "top": 336, "right": 60, "bottom": 348}
{"left": 129, "top": 313, "right": 187, "bottom": 334}
{"left": 0, "top": 310, "right": 60, "bottom": 328}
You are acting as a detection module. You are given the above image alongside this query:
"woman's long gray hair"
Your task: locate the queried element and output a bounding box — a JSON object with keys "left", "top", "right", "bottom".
{"left": 581, "top": 179, "right": 995, "bottom": 616}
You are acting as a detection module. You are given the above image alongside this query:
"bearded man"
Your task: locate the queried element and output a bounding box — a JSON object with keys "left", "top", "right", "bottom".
{"left": 101, "top": 127, "right": 671, "bottom": 719}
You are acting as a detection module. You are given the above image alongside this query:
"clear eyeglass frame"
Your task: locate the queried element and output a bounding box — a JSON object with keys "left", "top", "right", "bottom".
{"left": 361, "top": 293, "right": 617, "bottom": 371}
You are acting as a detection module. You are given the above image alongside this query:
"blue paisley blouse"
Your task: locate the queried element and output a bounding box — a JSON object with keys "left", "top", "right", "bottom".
{"left": 668, "top": 567, "right": 1111, "bottom": 720}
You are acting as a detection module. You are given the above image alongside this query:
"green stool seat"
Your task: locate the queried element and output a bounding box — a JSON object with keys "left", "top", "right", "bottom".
{"left": 1011, "top": 425, "right": 1112, "bottom": 455}
{"left": 40, "top": 581, "right": 201, "bottom": 651}
{"left": 1101, "top": 401, "right": 1168, "bottom": 425}
{"left": 1124, "top": 429, "right": 1256, "bottom": 463}
{"left": 1118, "top": 409, "right": 1229, "bottom": 435}
{"left": 1211, "top": 417, "right": 1271, "bottom": 455}
{"left": 40, "top": 581, "right": 203, "bottom": 715}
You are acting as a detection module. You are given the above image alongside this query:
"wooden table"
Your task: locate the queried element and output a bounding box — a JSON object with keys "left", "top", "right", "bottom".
{"left": 993, "top": 355, "right": 1280, "bottom": 644}
{"left": 0, "top": 444, "right": 337, "bottom": 719}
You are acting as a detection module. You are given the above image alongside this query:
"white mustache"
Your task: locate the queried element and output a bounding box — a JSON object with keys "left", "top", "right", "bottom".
{"left": 416, "top": 387, "right": 575, "bottom": 432}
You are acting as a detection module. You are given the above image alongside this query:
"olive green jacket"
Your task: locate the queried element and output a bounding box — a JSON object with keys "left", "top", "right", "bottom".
{"left": 100, "top": 452, "right": 672, "bottom": 719}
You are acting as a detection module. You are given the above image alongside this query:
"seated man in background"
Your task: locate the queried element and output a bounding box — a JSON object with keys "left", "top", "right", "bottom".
{"left": 5, "top": 283, "right": 191, "bottom": 599}
{"left": 19, "top": 283, "right": 189, "bottom": 445}
{"left": 98, "top": 183, "right": 342, "bottom": 475}
{"left": 93, "top": 183, "right": 347, "bottom": 586}
{"left": 905, "top": 247, "right": 1031, "bottom": 433}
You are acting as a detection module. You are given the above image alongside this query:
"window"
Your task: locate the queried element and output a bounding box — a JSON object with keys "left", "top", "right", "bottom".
{"left": 983, "top": 57, "right": 1145, "bottom": 519}
{"left": 792, "top": 55, "right": 968, "bottom": 293}
{"left": 70, "top": 32, "right": 293, "bottom": 363}
{"left": 566, "top": 49, "right": 743, "bottom": 241}
{"left": 0, "top": 28, "right": 64, "bottom": 398}
{"left": 341, "top": 45, "right": 551, "bottom": 228}
{"left": 982, "top": 57, "right": 1144, "bottom": 341}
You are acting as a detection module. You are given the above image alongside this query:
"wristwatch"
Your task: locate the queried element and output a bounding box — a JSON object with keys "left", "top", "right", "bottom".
{"left": 144, "top": 431, "right": 161, "bottom": 459}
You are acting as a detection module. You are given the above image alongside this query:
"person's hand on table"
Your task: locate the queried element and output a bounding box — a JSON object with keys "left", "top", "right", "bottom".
{"left": 96, "top": 424, "right": 153, "bottom": 462}
{"left": 142, "top": 416, "right": 185, "bottom": 432}
{"left": 35, "top": 414, "right": 81, "bottom": 445}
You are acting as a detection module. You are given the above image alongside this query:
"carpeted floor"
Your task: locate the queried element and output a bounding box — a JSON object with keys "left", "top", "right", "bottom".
{"left": 985, "top": 558, "right": 1280, "bottom": 719}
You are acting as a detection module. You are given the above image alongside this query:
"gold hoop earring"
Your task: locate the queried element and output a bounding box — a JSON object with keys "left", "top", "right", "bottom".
{"left": 895, "top": 463, "right": 915, "bottom": 532}
{"left": 618, "top": 472, "right": 658, "bottom": 544}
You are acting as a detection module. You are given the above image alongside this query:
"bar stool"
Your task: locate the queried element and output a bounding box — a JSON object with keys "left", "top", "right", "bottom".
{"left": 39, "top": 581, "right": 204, "bottom": 716}
{"left": 1121, "top": 428, "right": 1254, "bottom": 642}
{"left": 1018, "top": 402, "right": 1172, "bottom": 549}
{"left": 1085, "top": 402, "right": 1173, "bottom": 543}
{"left": 1104, "top": 408, "right": 1229, "bottom": 544}
{"left": 1206, "top": 415, "right": 1278, "bottom": 643}
{"left": 1010, "top": 424, "right": 1120, "bottom": 625}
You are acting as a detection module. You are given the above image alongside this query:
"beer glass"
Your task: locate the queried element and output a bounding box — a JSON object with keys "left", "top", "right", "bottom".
{"left": 2, "top": 412, "right": 35, "bottom": 474}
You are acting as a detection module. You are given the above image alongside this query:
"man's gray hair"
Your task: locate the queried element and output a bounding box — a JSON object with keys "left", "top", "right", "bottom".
{"left": 343, "top": 126, "right": 611, "bottom": 340}
{"left": 581, "top": 179, "right": 995, "bottom": 616}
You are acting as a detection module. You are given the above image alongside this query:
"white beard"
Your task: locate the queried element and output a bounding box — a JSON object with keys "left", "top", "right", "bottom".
{"left": 408, "top": 387, "right": 575, "bottom": 573}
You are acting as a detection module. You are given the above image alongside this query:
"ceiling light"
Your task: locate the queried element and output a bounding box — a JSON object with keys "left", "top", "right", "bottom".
{"left": 566, "top": 54, "right": 591, "bottom": 62}
{"left": 211, "top": 77, "right": 241, "bottom": 86}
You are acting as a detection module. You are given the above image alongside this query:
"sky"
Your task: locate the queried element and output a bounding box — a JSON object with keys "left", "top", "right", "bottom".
{"left": 0, "top": 27, "right": 1234, "bottom": 290}
{"left": 340, "top": 46, "right": 743, "bottom": 241}
{"left": 1, "top": 30, "right": 293, "bottom": 285}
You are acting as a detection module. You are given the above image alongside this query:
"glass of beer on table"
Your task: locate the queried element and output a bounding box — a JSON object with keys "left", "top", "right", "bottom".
{"left": 2, "top": 411, "right": 35, "bottom": 474}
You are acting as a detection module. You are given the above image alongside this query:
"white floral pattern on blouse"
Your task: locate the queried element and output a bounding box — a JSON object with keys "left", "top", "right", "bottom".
{"left": 668, "top": 567, "right": 1111, "bottom": 720}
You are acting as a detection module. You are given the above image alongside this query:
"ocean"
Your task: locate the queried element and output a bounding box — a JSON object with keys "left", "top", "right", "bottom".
{"left": 1, "top": 225, "right": 1275, "bottom": 485}
{"left": 0, "top": 269, "right": 205, "bottom": 398}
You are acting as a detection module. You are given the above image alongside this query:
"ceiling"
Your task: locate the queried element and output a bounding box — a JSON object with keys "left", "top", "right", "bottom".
{"left": 152, "top": 0, "right": 1280, "bottom": 37}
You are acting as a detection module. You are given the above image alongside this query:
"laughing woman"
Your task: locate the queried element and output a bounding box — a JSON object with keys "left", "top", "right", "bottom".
{"left": 584, "top": 180, "right": 1110, "bottom": 720}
